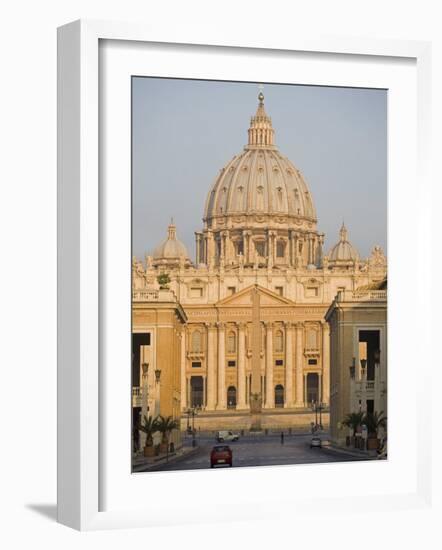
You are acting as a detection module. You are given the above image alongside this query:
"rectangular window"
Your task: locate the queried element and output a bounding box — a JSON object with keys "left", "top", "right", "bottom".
{"left": 227, "top": 286, "right": 236, "bottom": 296}
{"left": 190, "top": 287, "right": 203, "bottom": 298}
{"left": 308, "top": 359, "right": 317, "bottom": 365}
{"left": 191, "top": 362, "right": 201, "bottom": 368}
{"left": 306, "top": 287, "right": 318, "bottom": 297}
{"left": 275, "top": 286, "right": 283, "bottom": 296}
{"left": 276, "top": 241, "right": 285, "bottom": 257}
{"left": 275, "top": 359, "right": 284, "bottom": 366}
{"left": 255, "top": 241, "right": 265, "bottom": 257}
{"left": 227, "top": 360, "right": 236, "bottom": 367}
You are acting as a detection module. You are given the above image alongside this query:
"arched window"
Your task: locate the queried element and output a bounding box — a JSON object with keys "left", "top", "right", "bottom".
{"left": 276, "top": 240, "right": 286, "bottom": 258}
{"left": 191, "top": 330, "right": 202, "bottom": 352}
{"left": 227, "top": 331, "right": 236, "bottom": 354}
{"left": 275, "top": 330, "right": 284, "bottom": 352}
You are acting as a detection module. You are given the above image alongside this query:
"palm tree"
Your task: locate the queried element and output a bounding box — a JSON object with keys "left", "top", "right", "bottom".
{"left": 363, "top": 411, "right": 387, "bottom": 437}
{"left": 155, "top": 415, "right": 179, "bottom": 451}
{"left": 138, "top": 415, "right": 159, "bottom": 452}
{"left": 342, "top": 411, "right": 364, "bottom": 436}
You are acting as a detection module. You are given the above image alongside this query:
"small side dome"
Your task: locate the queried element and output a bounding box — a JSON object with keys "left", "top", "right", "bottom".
{"left": 152, "top": 220, "right": 191, "bottom": 267}
{"left": 328, "top": 223, "right": 359, "bottom": 266}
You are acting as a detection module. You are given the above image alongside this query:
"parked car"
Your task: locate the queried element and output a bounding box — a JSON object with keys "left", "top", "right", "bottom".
{"left": 216, "top": 430, "right": 239, "bottom": 442}
{"left": 310, "top": 436, "right": 322, "bottom": 448}
{"left": 210, "top": 445, "right": 233, "bottom": 468}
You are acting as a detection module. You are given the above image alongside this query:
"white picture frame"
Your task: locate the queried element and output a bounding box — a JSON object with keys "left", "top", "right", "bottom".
{"left": 57, "top": 19, "right": 432, "bottom": 531}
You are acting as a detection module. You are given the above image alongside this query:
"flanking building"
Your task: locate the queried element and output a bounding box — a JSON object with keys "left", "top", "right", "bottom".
{"left": 132, "top": 288, "right": 187, "bottom": 449}
{"left": 325, "top": 279, "right": 387, "bottom": 446}
{"left": 132, "top": 93, "right": 387, "bottom": 432}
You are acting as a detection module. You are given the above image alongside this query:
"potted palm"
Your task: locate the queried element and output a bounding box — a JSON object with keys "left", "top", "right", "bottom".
{"left": 342, "top": 412, "right": 364, "bottom": 447}
{"left": 363, "top": 411, "right": 387, "bottom": 450}
{"left": 138, "top": 415, "right": 159, "bottom": 457}
{"left": 157, "top": 273, "right": 171, "bottom": 289}
{"left": 156, "top": 415, "right": 179, "bottom": 454}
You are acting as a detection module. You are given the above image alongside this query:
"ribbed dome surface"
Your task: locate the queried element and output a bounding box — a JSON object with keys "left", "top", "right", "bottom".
{"left": 328, "top": 223, "right": 359, "bottom": 263}
{"left": 203, "top": 93, "right": 316, "bottom": 223}
{"left": 204, "top": 149, "right": 316, "bottom": 221}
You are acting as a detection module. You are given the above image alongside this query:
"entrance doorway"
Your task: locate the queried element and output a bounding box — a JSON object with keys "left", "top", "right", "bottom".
{"left": 275, "top": 384, "right": 284, "bottom": 407}
{"left": 306, "top": 373, "right": 319, "bottom": 404}
{"left": 190, "top": 376, "right": 204, "bottom": 408}
{"left": 227, "top": 386, "right": 237, "bottom": 409}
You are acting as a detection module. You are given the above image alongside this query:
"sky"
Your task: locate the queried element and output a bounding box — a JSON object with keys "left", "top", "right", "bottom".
{"left": 132, "top": 77, "right": 387, "bottom": 261}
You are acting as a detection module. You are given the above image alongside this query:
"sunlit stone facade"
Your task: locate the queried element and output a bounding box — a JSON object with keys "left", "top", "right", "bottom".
{"left": 132, "top": 93, "right": 387, "bottom": 430}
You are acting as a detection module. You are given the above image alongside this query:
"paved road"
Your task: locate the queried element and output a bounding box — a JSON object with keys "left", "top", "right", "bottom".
{"left": 143, "top": 433, "right": 366, "bottom": 472}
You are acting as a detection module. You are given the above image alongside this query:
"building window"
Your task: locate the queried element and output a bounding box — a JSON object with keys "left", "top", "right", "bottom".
{"left": 255, "top": 241, "right": 265, "bottom": 257}
{"left": 275, "top": 286, "right": 283, "bottom": 296}
{"left": 276, "top": 240, "right": 286, "bottom": 257}
{"left": 227, "top": 286, "right": 236, "bottom": 296}
{"left": 190, "top": 287, "right": 203, "bottom": 298}
{"left": 308, "top": 359, "right": 317, "bottom": 365}
{"left": 275, "top": 330, "right": 284, "bottom": 352}
{"left": 191, "top": 361, "right": 201, "bottom": 368}
{"left": 275, "top": 359, "right": 284, "bottom": 366}
{"left": 191, "top": 330, "right": 202, "bottom": 352}
{"left": 227, "top": 331, "right": 236, "bottom": 353}
{"left": 306, "top": 286, "right": 319, "bottom": 297}
{"left": 227, "top": 360, "right": 236, "bottom": 367}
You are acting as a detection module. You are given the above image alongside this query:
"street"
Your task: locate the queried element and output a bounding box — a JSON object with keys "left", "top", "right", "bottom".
{"left": 140, "top": 432, "right": 367, "bottom": 472}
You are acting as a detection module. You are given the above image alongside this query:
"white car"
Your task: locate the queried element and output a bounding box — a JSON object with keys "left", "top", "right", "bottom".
{"left": 216, "top": 430, "right": 240, "bottom": 442}
{"left": 310, "top": 436, "right": 322, "bottom": 448}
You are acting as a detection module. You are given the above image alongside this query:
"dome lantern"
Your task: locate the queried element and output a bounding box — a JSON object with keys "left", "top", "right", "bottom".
{"left": 247, "top": 91, "right": 275, "bottom": 148}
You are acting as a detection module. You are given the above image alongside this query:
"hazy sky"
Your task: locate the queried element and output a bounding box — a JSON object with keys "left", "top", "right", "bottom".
{"left": 132, "top": 78, "right": 387, "bottom": 261}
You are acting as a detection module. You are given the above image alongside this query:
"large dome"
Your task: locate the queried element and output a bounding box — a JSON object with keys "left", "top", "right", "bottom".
{"left": 203, "top": 93, "right": 317, "bottom": 225}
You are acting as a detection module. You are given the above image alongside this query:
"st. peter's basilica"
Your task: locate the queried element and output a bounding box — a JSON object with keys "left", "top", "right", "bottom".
{"left": 131, "top": 92, "right": 387, "bottom": 433}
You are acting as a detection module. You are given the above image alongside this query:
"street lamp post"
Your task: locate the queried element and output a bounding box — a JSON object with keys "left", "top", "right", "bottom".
{"left": 318, "top": 402, "right": 325, "bottom": 430}
{"left": 311, "top": 401, "right": 318, "bottom": 431}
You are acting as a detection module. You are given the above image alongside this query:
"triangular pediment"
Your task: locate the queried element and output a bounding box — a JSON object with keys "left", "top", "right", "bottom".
{"left": 216, "top": 285, "right": 295, "bottom": 307}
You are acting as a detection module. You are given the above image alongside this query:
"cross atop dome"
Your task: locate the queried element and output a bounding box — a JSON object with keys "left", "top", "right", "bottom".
{"left": 247, "top": 89, "right": 275, "bottom": 148}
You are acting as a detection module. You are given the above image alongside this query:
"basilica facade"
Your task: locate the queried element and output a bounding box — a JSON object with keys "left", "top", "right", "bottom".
{"left": 132, "top": 92, "right": 387, "bottom": 431}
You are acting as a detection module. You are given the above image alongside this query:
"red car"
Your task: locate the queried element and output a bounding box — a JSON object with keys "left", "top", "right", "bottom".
{"left": 210, "top": 445, "right": 233, "bottom": 468}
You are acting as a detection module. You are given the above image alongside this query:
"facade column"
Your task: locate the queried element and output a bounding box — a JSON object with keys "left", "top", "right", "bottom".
{"left": 265, "top": 322, "right": 274, "bottom": 408}
{"left": 295, "top": 322, "right": 304, "bottom": 406}
{"left": 207, "top": 230, "right": 215, "bottom": 268}
{"left": 195, "top": 233, "right": 201, "bottom": 265}
{"left": 284, "top": 322, "right": 294, "bottom": 407}
{"left": 304, "top": 373, "right": 308, "bottom": 405}
{"left": 206, "top": 323, "right": 217, "bottom": 410}
{"left": 180, "top": 329, "right": 187, "bottom": 411}
{"left": 322, "top": 322, "right": 330, "bottom": 405}
{"left": 237, "top": 323, "right": 247, "bottom": 409}
{"left": 216, "top": 322, "right": 226, "bottom": 410}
